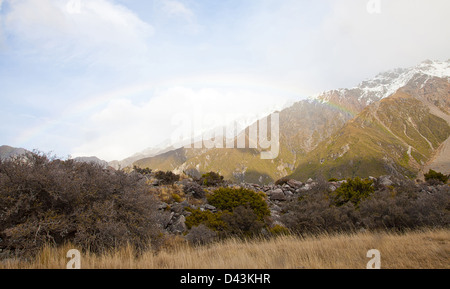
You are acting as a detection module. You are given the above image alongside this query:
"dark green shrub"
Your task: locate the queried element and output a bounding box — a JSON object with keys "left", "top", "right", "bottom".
{"left": 185, "top": 208, "right": 227, "bottom": 232}
{"left": 268, "top": 224, "right": 290, "bottom": 236}
{"left": 424, "top": 169, "right": 449, "bottom": 184}
{"left": 207, "top": 187, "right": 270, "bottom": 221}
{"left": 155, "top": 171, "right": 180, "bottom": 185}
{"left": 185, "top": 187, "right": 271, "bottom": 238}
{"left": 199, "top": 172, "right": 224, "bottom": 187}
{"left": 334, "top": 177, "right": 375, "bottom": 207}
{"left": 133, "top": 166, "right": 152, "bottom": 175}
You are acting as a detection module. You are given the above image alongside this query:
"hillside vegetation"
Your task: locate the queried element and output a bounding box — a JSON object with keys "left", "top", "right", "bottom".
{"left": 1, "top": 151, "right": 449, "bottom": 265}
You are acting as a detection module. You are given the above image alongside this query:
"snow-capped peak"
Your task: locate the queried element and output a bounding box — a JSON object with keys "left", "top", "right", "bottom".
{"left": 357, "top": 59, "right": 450, "bottom": 100}
{"left": 318, "top": 59, "right": 450, "bottom": 105}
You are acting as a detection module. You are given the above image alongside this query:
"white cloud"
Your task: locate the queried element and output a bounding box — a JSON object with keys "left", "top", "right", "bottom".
{"left": 310, "top": 0, "right": 450, "bottom": 87}
{"left": 3, "top": 0, "right": 154, "bottom": 66}
{"left": 240, "top": 0, "right": 450, "bottom": 91}
{"left": 158, "top": 0, "right": 201, "bottom": 34}
{"left": 161, "top": 0, "right": 194, "bottom": 21}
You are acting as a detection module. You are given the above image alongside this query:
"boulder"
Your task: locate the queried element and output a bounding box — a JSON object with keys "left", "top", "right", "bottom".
{"left": 171, "top": 215, "right": 187, "bottom": 234}
{"left": 287, "top": 179, "right": 303, "bottom": 188}
{"left": 268, "top": 188, "right": 282, "bottom": 196}
{"left": 299, "top": 184, "right": 312, "bottom": 192}
{"left": 158, "top": 202, "right": 169, "bottom": 210}
{"left": 379, "top": 176, "right": 393, "bottom": 187}
{"left": 282, "top": 183, "right": 292, "bottom": 189}
{"left": 162, "top": 212, "right": 174, "bottom": 228}
{"left": 171, "top": 201, "right": 189, "bottom": 214}
{"left": 204, "top": 204, "right": 217, "bottom": 212}
{"left": 270, "top": 189, "right": 287, "bottom": 201}
{"left": 285, "top": 190, "right": 293, "bottom": 196}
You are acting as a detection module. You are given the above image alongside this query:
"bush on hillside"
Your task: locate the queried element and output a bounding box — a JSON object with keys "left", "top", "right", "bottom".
{"left": 424, "top": 169, "right": 449, "bottom": 184}
{"left": 221, "top": 206, "right": 265, "bottom": 237}
{"left": 185, "top": 224, "right": 218, "bottom": 245}
{"left": 207, "top": 187, "right": 270, "bottom": 221}
{"left": 133, "top": 166, "right": 152, "bottom": 175}
{"left": 155, "top": 171, "right": 180, "bottom": 185}
{"left": 0, "top": 152, "right": 163, "bottom": 258}
{"left": 185, "top": 187, "right": 271, "bottom": 238}
{"left": 333, "top": 177, "right": 375, "bottom": 207}
{"left": 360, "top": 184, "right": 450, "bottom": 230}
{"left": 199, "top": 172, "right": 225, "bottom": 187}
{"left": 281, "top": 176, "right": 450, "bottom": 234}
{"left": 185, "top": 209, "right": 227, "bottom": 232}
{"left": 281, "top": 189, "right": 360, "bottom": 234}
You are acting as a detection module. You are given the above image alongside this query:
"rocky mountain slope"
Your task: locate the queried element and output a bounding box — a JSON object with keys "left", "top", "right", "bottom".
{"left": 290, "top": 75, "right": 450, "bottom": 181}
{"left": 134, "top": 98, "right": 355, "bottom": 183}
{"left": 0, "top": 145, "right": 28, "bottom": 160}
{"left": 134, "top": 60, "right": 450, "bottom": 183}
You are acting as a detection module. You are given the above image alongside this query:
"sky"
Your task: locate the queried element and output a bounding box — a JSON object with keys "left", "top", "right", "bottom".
{"left": 0, "top": 0, "right": 449, "bottom": 161}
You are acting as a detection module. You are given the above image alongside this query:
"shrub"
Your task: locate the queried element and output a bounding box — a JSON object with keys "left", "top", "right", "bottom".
{"left": 359, "top": 185, "right": 450, "bottom": 230}
{"left": 185, "top": 224, "right": 218, "bottom": 245}
{"left": 199, "top": 172, "right": 224, "bottom": 187}
{"left": 207, "top": 187, "right": 270, "bottom": 221}
{"left": 333, "top": 177, "right": 374, "bottom": 207}
{"left": 155, "top": 171, "right": 180, "bottom": 185}
{"left": 185, "top": 209, "right": 227, "bottom": 232}
{"left": 172, "top": 193, "right": 182, "bottom": 203}
{"left": 268, "top": 225, "right": 290, "bottom": 236}
{"left": 133, "top": 166, "right": 152, "bottom": 175}
{"left": 281, "top": 177, "right": 450, "bottom": 234}
{"left": 0, "top": 152, "right": 163, "bottom": 258}
{"left": 424, "top": 169, "right": 449, "bottom": 184}
{"left": 221, "top": 206, "right": 264, "bottom": 237}
{"left": 185, "top": 187, "right": 271, "bottom": 238}
{"left": 281, "top": 190, "right": 360, "bottom": 234}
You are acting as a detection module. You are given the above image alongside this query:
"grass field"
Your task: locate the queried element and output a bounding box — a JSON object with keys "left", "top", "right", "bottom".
{"left": 1, "top": 229, "right": 449, "bottom": 269}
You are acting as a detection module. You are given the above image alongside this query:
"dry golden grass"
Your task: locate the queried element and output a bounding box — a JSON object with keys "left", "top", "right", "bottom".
{"left": 1, "top": 229, "right": 449, "bottom": 269}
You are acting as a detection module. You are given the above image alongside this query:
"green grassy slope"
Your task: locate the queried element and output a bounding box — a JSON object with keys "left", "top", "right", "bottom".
{"left": 290, "top": 92, "right": 450, "bottom": 181}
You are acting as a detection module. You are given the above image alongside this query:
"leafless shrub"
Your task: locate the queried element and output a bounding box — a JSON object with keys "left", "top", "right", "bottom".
{"left": 185, "top": 224, "right": 218, "bottom": 246}
{"left": 221, "top": 206, "right": 265, "bottom": 238}
{"left": 281, "top": 190, "right": 360, "bottom": 234}
{"left": 0, "top": 152, "right": 164, "bottom": 258}
{"left": 281, "top": 176, "right": 449, "bottom": 234}
{"left": 360, "top": 185, "right": 450, "bottom": 230}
